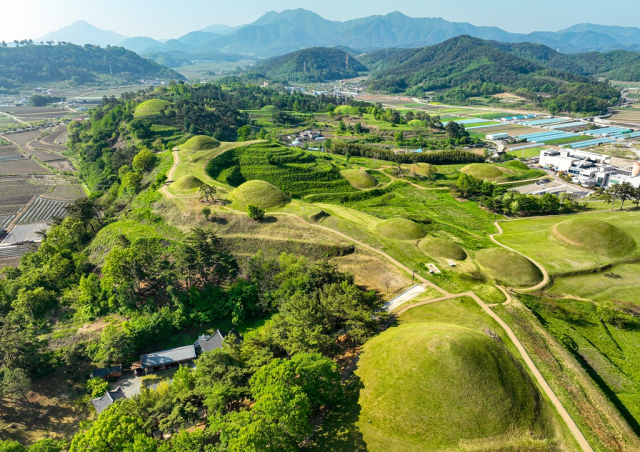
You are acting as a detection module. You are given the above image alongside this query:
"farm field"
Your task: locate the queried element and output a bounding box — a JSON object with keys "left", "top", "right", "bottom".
{"left": 0, "top": 106, "right": 68, "bottom": 122}
{"left": 0, "top": 158, "right": 50, "bottom": 176}
{"left": 610, "top": 108, "right": 640, "bottom": 125}
{"left": 308, "top": 297, "right": 578, "bottom": 452}
{"left": 508, "top": 145, "right": 548, "bottom": 158}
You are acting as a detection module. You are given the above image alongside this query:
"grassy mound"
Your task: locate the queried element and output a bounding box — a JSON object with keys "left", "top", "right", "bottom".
{"left": 260, "top": 105, "right": 280, "bottom": 114}
{"left": 356, "top": 323, "right": 550, "bottom": 450}
{"left": 206, "top": 142, "right": 355, "bottom": 197}
{"left": 134, "top": 99, "right": 172, "bottom": 117}
{"left": 181, "top": 135, "right": 220, "bottom": 151}
{"left": 553, "top": 218, "right": 636, "bottom": 259}
{"left": 334, "top": 105, "right": 360, "bottom": 115}
{"left": 476, "top": 248, "right": 543, "bottom": 287}
{"left": 171, "top": 175, "right": 204, "bottom": 191}
{"left": 408, "top": 119, "right": 427, "bottom": 127}
{"left": 419, "top": 236, "right": 467, "bottom": 260}
{"left": 373, "top": 218, "right": 426, "bottom": 240}
{"left": 230, "top": 180, "right": 291, "bottom": 210}
{"left": 503, "top": 160, "right": 529, "bottom": 171}
{"left": 341, "top": 169, "right": 378, "bottom": 189}
{"left": 461, "top": 163, "right": 509, "bottom": 180}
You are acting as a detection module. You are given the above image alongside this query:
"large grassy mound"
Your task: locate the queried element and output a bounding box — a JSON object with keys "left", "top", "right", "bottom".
{"left": 134, "top": 99, "right": 172, "bottom": 118}
{"left": 334, "top": 105, "right": 360, "bottom": 115}
{"left": 461, "top": 163, "right": 509, "bottom": 180}
{"left": 230, "top": 180, "right": 291, "bottom": 210}
{"left": 341, "top": 169, "right": 378, "bottom": 189}
{"left": 373, "top": 218, "right": 426, "bottom": 240}
{"left": 553, "top": 217, "right": 636, "bottom": 259}
{"left": 419, "top": 236, "right": 467, "bottom": 260}
{"left": 476, "top": 248, "right": 543, "bottom": 287}
{"left": 260, "top": 105, "right": 280, "bottom": 114}
{"left": 171, "top": 175, "right": 204, "bottom": 191}
{"left": 182, "top": 135, "right": 220, "bottom": 151}
{"left": 356, "top": 323, "right": 550, "bottom": 450}
{"left": 206, "top": 142, "right": 355, "bottom": 197}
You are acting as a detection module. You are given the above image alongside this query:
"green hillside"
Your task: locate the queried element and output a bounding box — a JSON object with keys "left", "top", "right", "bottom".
{"left": 360, "top": 36, "right": 620, "bottom": 114}
{"left": 205, "top": 142, "right": 355, "bottom": 197}
{"left": 248, "top": 47, "right": 368, "bottom": 82}
{"left": 0, "top": 43, "right": 183, "bottom": 88}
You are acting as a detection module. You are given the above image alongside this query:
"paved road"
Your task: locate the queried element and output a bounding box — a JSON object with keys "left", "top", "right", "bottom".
{"left": 383, "top": 284, "right": 427, "bottom": 312}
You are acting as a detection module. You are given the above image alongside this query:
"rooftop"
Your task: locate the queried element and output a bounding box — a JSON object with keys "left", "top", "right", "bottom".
{"left": 90, "top": 364, "right": 122, "bottom": 379}
{"left": 141, "top": 345, "right": 196, "bottom": 369}
{"left": 91, "top": 387, "right": 126, "bottom": 414}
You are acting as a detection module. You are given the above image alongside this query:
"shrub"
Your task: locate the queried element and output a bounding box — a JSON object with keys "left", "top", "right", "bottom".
{"left": 247, "top": 204, "right": 265, "bottom": 221}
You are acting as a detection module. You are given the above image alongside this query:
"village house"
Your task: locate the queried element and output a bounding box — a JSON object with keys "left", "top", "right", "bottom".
{"left": 91, "top": 387, "right": 126, "bottom": 414}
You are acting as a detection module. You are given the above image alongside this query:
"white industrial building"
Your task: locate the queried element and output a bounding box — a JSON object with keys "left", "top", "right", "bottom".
{"left": 539, "top": 148, "right": 640, "bottom": 188}
{"left": 539, "top": 149, "right": 610, "bottom": 172}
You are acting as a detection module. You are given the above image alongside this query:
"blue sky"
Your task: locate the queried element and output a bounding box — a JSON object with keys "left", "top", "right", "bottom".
{"left": 2, "top": 0, "right": 640, "bottom": 41}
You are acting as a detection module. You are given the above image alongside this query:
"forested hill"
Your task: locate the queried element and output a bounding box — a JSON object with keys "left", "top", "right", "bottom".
{"left": 0, "top": 43, "right": 184, "bottom": 88}
{"left": 248, "top": 47, "right": 368, "bottom": 82}
{"left": 359, "top": 36, "right": 621, "bottom": 114}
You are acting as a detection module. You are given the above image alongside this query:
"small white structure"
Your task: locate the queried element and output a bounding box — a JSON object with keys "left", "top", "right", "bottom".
{"left": 425, "top": 263, "right": 441, "bottom": 274}
{"left": 487, "top": 133, "right": 509, "bottom": 140}
{"left": 447, "top": 260, "right": 456, "bottom": 267}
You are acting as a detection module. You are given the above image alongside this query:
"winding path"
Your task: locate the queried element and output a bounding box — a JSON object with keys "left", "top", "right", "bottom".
{"left": 158, "top": 149, "right": 180, "bottom": 200}
{"left": 489, "top": 221, "right": 551, "bottom": 292}
{"left": 162, "top": 151, "right": 592, "bottom": 452}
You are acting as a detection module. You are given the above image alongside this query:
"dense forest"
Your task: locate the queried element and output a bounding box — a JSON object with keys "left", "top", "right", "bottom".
{"left": 0, "top": 43, "right": 183, "bottom": 89}
{"left": 247, "top": 47, "right": 368, "bottom": 83}
{"left": 358, "top": 36, "right": 622, "bottom": 114}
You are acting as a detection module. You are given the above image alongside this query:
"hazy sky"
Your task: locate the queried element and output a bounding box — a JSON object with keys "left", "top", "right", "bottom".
{"left": 2, "top": 0, "right": 640, "bottom": 41}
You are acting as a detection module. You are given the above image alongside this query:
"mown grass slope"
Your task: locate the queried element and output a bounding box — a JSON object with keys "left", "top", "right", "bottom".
{"left": 419, "top": 236, "right": 467, "bottom": 260}
{"left": 170, "top": 175, "right": 204, "bottom": 191}
{"left": 341, "top": 169, "right": 378, "bottom": 189}
{"left": 134, "top": 99, "right": 172, "bottom": 118}
{"left": 373, "top": 218, "right": 426, "bottom": 240}
{"left": 356, "top": 323, "right": 552, "bottom": 450}
{"left": 206, "top": 142, "right": 355, "bottom": 197}
{"left": 476, "top": 247, "right": 543, "bottom": 287}
{"left": 181, "top": 135, "right": 220, "bottom": 151}
{"left": 461, "top": 163, "right": 509, "bottom": 180}
{"left": 230, "top": 180, "right": 291, "bottom": 210}
{"left": 553, "top": 218, "right": 636, "bottom": 259}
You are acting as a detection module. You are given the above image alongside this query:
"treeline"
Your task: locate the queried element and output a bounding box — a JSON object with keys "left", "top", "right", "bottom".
{"left": 329, "top": 139, "right": 486, "bottom": 165}
{"left": 0, "top": 43, "right": 182, "bottom": 89}
{"left": 456, "top": 173, "right": 580, "bottom": 215}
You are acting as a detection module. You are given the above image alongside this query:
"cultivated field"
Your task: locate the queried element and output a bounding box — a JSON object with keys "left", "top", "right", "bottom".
{"left": 0, "top": 158, "right": 50, "bottom": 176}
{"left": 16, "top": 197, "right": 69, "bottom": 224}
{"left": 610, "top": 108, "right": 640, "bottom": 125}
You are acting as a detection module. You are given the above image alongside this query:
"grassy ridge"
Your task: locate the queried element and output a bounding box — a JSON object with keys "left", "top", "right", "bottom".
{"left": 206, "top": 142, "right": 356, "bottom": 197}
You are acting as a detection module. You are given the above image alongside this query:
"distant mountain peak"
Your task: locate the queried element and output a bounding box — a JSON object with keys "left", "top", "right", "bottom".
{"left": 38, "top": 21, "right": 128, "bottom": 47}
